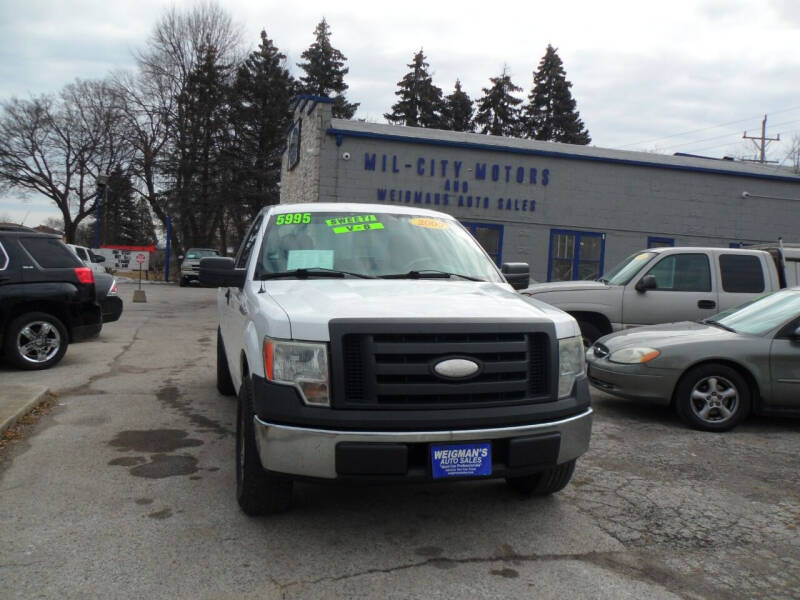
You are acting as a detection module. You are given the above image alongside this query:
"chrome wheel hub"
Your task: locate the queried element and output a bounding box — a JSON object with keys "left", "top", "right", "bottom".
{"left": 17, "top": 321, "right": 61, "bottom": 364}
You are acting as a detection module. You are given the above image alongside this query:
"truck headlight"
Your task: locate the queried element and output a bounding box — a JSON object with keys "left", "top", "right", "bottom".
{"left": 263, "top": 338, "right": 329, "bottom": 406}
{"left": 558, "top": 336, "right": 585, "bottom": 398}
{"left": 609, "top": 347, "right": 660, "bottom": 364}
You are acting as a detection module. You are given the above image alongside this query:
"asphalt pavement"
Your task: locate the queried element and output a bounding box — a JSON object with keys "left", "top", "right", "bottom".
{"left": 1, "top": 282, "right": 798, "bottom": 599}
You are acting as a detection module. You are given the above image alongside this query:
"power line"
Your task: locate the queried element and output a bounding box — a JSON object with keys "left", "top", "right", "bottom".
{"left": 743, "top": 114, "right": 780, "bottom": 163}
{"left": 655, "top": 119, "right": 800, "bottom": 152}
{"left": 618, "top": 104, "right": 800, "bottom": 149}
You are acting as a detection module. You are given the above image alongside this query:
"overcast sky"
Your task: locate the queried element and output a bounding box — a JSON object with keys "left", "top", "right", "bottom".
{"left": 1, "top": 0, "right": 799, "bottom": 224}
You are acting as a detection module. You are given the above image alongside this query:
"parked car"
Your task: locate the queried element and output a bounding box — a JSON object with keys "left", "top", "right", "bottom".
{"left": 586, "top": 287, "right": 800, "bottom": 431}
{"left": 0, "top": 228, "right": 102, "bottom": 369}
{"left": 66, "top": 243, "right": 107, "bottom": 275}
{"left": 94, "top": 272, "right": 123, "bottom": 325}
{"left": 522, "top": 245, "right": 800, "bottom": 346}
{"left": 201, "top": 203, "right": 592, "bottom": 514}
{"left": 179, "top": 248, "right": 220, "bottom": 286}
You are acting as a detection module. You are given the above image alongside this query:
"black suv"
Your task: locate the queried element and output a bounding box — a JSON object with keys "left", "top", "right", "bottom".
{"left": 0, "top": 227, "right": 102, "bottom": 369}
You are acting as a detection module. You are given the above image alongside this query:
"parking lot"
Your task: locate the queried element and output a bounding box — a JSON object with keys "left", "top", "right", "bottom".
{"left": 1, "top": 282, "right": 799, "bottom": 599}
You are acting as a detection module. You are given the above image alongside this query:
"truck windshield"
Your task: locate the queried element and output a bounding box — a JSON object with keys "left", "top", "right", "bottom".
{"left": 603, "top": 252, "right": 656, "bottom": 285}
{"left": 186, "top": 249, "right": 218, "bottom": 259}
{"left": 255, "top": 211, "right": 503, "bottom": 282}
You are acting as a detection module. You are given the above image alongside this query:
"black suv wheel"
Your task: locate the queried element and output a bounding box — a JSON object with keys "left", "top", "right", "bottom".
{"left": 4, "top": 312, "right": 68, "bottom": 370}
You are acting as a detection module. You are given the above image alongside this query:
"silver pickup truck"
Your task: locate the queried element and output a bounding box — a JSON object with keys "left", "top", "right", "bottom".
{"left": 522, "top": 245, "right": 800, "bottom": 345}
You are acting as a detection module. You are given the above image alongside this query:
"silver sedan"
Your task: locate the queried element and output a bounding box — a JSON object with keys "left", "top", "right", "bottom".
{"left": 586, "top": 287, "right": 800, "bottom": 431}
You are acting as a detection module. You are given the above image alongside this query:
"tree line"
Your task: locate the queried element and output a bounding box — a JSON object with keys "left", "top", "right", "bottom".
{"left": 0, "top": 3, "right": 589, "bottom": 252}
{"left": 385, "top": 46, "right": 590, "bottom": 144}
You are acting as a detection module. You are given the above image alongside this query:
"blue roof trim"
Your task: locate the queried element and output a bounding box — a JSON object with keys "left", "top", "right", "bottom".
{"left": 325, "top": 128, "right": 800, "bottom": 184}
{"left": 292, "top": 94, "right": 333, "bottom": 113}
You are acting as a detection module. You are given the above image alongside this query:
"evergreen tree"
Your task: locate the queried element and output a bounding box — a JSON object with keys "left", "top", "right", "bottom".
{"left": 99, "top": 167, "right": 157, "bottom": 245}
{"left": 441, "top": 79, "right": 474, "bottom": 132}
{"left": 384, "top": 49, "right": 445, "bottom": 128}
{"left": 227, "top": 30, "right": 296, "bottom": 236}
{"left": 167, "top": 43, "right": 231, "bottom": 249}
{"left": 474, "top": 67, "right": 523, "bottom": 137}
{"left": 297, "top": 18, "right": 359, "bottom": 118}
{"left": 522, "top": 45, "right": 591, "bottom": 144}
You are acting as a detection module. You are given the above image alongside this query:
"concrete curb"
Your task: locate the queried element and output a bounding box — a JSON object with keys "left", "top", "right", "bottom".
{"left": 0, "top": 385, "right": 51, "bottom": 436}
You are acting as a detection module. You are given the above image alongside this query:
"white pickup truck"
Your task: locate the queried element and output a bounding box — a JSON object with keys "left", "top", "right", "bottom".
{"left": 522, "top": 245, "right": 799, "bottom": 345}
{"left": 201, "top": 203, "right": 592, "bottom": 515}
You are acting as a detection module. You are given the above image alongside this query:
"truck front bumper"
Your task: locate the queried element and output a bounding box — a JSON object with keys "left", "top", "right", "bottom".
{"left": 253, "top": 408, "right": 592, "bottom": 480}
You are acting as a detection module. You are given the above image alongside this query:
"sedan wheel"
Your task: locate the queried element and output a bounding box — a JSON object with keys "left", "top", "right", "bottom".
{"left": 675, "top": 364, "right": 751, "bottom": 431}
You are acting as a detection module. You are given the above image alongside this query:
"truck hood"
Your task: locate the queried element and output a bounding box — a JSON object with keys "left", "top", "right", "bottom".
{"left": 260, "top": 279, "right": 580, "bottom": 341}
{"left": 522, "top": 280, "right": 612, "bottom": 294}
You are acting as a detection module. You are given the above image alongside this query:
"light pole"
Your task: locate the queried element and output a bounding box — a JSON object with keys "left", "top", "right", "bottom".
{"left": 94, "top": 173, "right": 109, "bottom": 249}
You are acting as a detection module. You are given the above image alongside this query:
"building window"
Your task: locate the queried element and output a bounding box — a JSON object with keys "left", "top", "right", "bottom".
{"left": 461, "top": 222, "right": 503, "bottom": 266}
{"left": 547, "top": 229, "right": 605, "bottom": 281}
{"left": 648, "top": 236, "right": 674, "bottom": 248}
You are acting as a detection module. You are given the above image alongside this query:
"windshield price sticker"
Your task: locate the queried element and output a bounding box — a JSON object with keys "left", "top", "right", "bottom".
{"left": 409, "top": 217, "right": 449, "bottom": 230}
{"left": 276, "top": 213, "right": 311, "bottom": 226}
{"left": 431, "top": 443, "right": 492, "bottom": 479}
{"left": 326, "top": 214, "right": 384, "bottom": 234}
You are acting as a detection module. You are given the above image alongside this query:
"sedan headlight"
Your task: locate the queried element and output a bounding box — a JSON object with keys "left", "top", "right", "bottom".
{"left": 263, "top": 338, "right": 329, "bottom": 406}
{"left": 608, "top": 347, "right": 660, "bottom": 364}
{"left": 558, "top": 336, "right": 585, "bottom": 398}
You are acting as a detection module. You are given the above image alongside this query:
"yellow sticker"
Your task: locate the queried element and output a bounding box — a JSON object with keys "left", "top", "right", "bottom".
{"left": 409, "top": 218, "right": 450, "bottom": 230}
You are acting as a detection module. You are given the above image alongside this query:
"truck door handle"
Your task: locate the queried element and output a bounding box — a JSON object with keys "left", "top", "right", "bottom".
{"left": 698, "top": 300, "right": 716, "bottom": 309}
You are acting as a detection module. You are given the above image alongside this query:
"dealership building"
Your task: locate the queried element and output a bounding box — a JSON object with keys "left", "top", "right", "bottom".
{"left": 280, "top": 96, "right": 800, "bottom": 282}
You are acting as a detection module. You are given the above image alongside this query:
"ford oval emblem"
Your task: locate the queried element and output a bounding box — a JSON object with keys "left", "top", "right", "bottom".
{"left": 433, "top": 358, "right": 481, "bottom": 379}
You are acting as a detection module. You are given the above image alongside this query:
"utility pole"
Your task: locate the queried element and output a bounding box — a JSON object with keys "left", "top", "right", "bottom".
{"left": 743, "top": 114, "right": 780, "bottom": 163}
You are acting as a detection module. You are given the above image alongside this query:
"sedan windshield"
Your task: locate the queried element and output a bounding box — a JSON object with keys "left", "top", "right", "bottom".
{"left": 603, "top": 252, "right": 656, "bottom": 285}
{"left": 712, "top": 289, "right": 800, "bottom": 335}
{"left": 255, "top": 211, "right": 503, "bottom": 282}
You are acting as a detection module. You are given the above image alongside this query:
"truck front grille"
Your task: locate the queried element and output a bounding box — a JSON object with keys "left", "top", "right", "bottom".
{"left": 332, "top": 324, "right": 552, "bottom": 409}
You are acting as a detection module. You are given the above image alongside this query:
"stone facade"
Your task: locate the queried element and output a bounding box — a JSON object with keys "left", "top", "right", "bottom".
{"left": 280, "top": 96, "right": 800, "bottom": 282}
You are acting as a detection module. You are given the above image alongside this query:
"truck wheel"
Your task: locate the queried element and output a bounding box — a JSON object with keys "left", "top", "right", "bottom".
{"left": 4, "top": 312, "right": 68, "bottom": 370}
{"left": 216, "top": 328, "right": 236, "bottom": 396}
{"left": 236, "top": 377, "right": 293, "bottom": 515}
{"left": 674, "top": 363, "right": 750, "bottom": 432}
{"left": 179, "top": 276, "right": 187, "bottom": 287}
{"left": 506, "top": 460, "right": 576, "bottom": 495}
{"left": 576, "top": 320, "right": 601, "bottom": 348}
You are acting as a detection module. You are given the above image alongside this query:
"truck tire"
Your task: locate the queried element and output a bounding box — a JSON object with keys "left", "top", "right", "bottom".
{"left": 216, "top": 328, "right": 236, "bottom": 396}
{"left": 506, "top": 459, "right": 576, "bottom": 495}
{"left": 576, "top": 320, "right": 601, "bottom": 348}
{"left": 674, "top": 363, "right": 751, "bottom": 432}
{"left": 236, "top": 377, "right": 293, "bottom": 515}
{"left": 179, "top": 276, "right": 187, "bottom": 287}
{"left": 4, "top": 312, "right": 69, "bottom": 370}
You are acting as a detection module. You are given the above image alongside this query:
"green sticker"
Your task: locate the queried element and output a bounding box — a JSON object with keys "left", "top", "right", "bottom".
{"left": 325, "top": 214, "right": 377, "bottom": 227}
{"left": 332, "top": 222, "right": 384, "bottom": 235}
{"left": 276, "top": 212, "right": 311, "bottom": 226}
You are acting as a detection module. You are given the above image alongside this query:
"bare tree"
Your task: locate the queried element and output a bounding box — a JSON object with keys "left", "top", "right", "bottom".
{"left": 129, "top": 1, "right": 242, "bottom": 252}
{"left": 0, "top": 79, "right": 131, "bottom": 242}
{"left": 786, "top": 134, "right": 800, "bottom": 173}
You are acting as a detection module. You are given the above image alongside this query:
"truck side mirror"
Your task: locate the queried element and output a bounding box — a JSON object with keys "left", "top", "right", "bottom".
{"left": 635, "top": 274, "right": 657, "bottom": 292}
{"left": 502, "top": 262, "right": 530, "bottom": 290}
{"left": 91, "top": 253, "right": 105, "bottom": 263}
{"left": 178, "top": 255, "right": 184, "bottom": 261}
{"left": 199, "top": 257, "right": 245, "bottom": 288}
